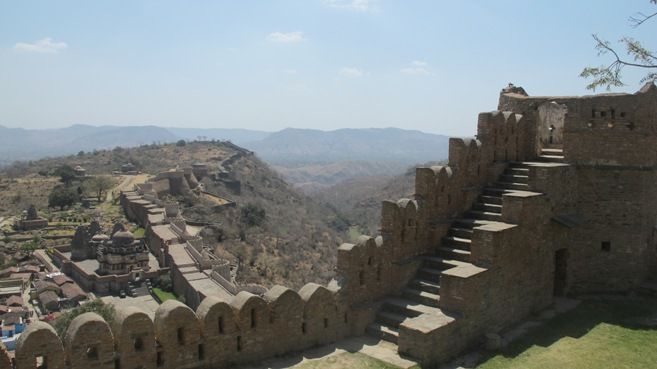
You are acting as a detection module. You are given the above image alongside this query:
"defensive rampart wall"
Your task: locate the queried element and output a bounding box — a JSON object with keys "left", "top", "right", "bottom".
{"left": 5, "top": 285, "right": 353, "bottom": 369}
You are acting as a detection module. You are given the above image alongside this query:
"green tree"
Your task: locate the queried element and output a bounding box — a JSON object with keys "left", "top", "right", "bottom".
{"left": 240, "top": 204, "right": 266, "bottom": 227}
{"left": 85, "top": 175, "right": 114, "bottom": 201}
{"left": 52, "top": 300, "right": 115, "bottom": 338}
{"left": 48, "top": 186, "right": 78, "bottom": 210}
{"left": 581, "top": 0, "right": 657, "bottom": 90}
{"left": 176, "top": 139, "right": 187, "bottom": 147}
{"left": 20, "top": 235, "right": 42, "bottom": 254}
{"left": 157, "top": 274, "right": 173, "bottom": 291}
{"left": 54, "top": 165, "right": 77, "bottom": 185}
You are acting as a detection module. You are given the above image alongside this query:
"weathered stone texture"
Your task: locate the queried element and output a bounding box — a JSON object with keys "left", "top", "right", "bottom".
{"left": 12, "top": 83, "right": 657, "bottom": 369}
{"left": 64, "top": 313, "right": 114, "bottom": 369}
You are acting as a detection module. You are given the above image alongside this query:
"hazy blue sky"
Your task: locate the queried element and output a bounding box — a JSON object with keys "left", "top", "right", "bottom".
{"left": 0, "top": 0, "right": 653, "bottom": 136}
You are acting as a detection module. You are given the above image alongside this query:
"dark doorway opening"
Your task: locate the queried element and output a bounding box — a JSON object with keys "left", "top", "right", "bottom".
{"left": 554, "top": 248, "right": 568, "bottom": 296}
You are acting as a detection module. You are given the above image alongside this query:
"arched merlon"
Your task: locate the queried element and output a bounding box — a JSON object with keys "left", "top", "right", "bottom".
{"left": 15, "top": 321, "right": 65, "bottom": 369}
{"left": 65, "top": 312, "right": 114, "bottom": 369}
{"left": 195, "top": 296, "right": 239, "bottom": 367}
{"left": 230, "top": 291, "right": 268, "bottom": 331}
{"left": 263, "top": 286, "right": 305, "bottom": 355}
{"left": 112, "top": 305, "right": 157, "bottom": 369}
{"left": 415, "top": 165, "right": 452, "bottom": 199}
{"left": 0, "top": 342, "right": 11, "bottom": 369}
{"left": 154, "top": 300, "right": 202, "bottom": 369}
{"left": 448, "top": 137, "right": 482, "bottom": 169}
{"left": 381, "top": 198, "right": 418, "bottom": 235}
{"left": 299, "top": 283, "right": 339, "bottom": 345}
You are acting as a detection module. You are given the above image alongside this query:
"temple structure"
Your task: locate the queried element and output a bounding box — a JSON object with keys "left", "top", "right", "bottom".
{"left": 96, "top": 229, "right": 150, "bottom": 276}
{"left": 13, "top": 205, "right": 48, "bottom": 231}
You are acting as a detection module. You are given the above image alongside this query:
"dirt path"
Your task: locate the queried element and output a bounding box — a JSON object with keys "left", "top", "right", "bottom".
{"left": 107, "top": 174, "right": 150, "bottom": 203}
{"left": 0, "top": 216, "right": 14, "bottom": 229}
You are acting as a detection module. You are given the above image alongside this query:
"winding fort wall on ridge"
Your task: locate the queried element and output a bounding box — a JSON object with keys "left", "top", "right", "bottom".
{"left": 3, "top": 83, "right": 657, "bottom": 368}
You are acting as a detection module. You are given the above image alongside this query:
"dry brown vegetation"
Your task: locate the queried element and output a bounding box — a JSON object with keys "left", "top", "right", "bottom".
{"left": 0, "top": 176, "right": 60, "bottom": 216}
{"left": 2, "top": 141, "right": 349, "bottom": 289}
{"left": 185, "top": 149, "right": 347, "bottom": 288}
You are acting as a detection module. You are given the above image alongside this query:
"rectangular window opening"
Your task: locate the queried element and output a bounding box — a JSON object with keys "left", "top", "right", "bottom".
{"left": 133, "top": 337, "right": 144, "bottom": 352}
{"left": 601, "top": 241, "right": 611, "bottom": 252}
{"left": 86, "top": 346, "right": 99, "bottom": 360}
{"left": 177, "top": 327, "right": 184, "bottom": 344}
{"left": 198, "top": 344, "right": 204, "bottom": 361}
{"left": 36, "top": 355, "right": 47, "bottom": 369}
{"left": 156, "top": 352, "right": 164, "bottom": 367}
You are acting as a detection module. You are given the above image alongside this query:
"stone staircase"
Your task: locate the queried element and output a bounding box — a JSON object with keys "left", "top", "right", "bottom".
{"left": 537, "top": 147, "right": 564, "bottom": 163}
{"left": 367, "top": 146, "right": 566, "bottom": 345}
{"left": 367, "top": 164, "right": 531, "bottom": 344}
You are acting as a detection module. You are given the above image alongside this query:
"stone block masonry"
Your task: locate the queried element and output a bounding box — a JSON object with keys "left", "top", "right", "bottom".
{"left": 3, "top": 83, "right": 656, "bottom": 368}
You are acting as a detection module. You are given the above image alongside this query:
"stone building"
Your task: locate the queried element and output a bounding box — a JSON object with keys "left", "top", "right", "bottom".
{"left": 13, "top": 205, "right": 48, "bottom": 231}
{"left": 191, "top": 162, "right": 209, "bottom": 179}
{"left": 96, "top": 229, "right": 150, "bottom": 276}
{"left": 51, "top": 223, "right": 162, "bottom": 295}
{"left": 121, "top": 163, "right": 136, "bottom": 173}
{"left": 70, "top": 221, "right": 102, "bottom": 261}
{"left": 73, "top": 165, "right": 86, "bottom": 177}
{"left": 6, "top": 83, "right": 657, "bottom": 369}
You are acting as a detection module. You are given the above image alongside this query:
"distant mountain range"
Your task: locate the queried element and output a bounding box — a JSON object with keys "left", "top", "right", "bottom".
{"left": 166, "top": 127, "right": 271, "bottom": 144}
{"left": 0, "top": 124, "right": 448, "bottom": 164}
{"left": 0, "top": 124, "right": 178, "bottom": 165}
{"left": 241, "top": 127, "right": 449, "bottom": 166}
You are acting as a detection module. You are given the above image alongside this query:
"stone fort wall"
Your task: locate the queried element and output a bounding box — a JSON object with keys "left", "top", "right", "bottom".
{"left": 4, "top": 84, "right": 656, "bottom": 368}
{"left": 499, "top": 84, "right": 657, "bottom": 293}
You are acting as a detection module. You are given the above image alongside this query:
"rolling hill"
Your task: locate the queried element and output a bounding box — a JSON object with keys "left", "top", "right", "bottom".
{"left": 0, "top": 141, "right": 347, "bottom": 289}
{"left": 242, "top": 127, "right": 449, "bottom": 165}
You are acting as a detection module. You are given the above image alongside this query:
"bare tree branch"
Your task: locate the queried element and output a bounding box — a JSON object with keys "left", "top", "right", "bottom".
{"left": 629, "top": 11, "right": 657, "bottom": 27}
{"left": 593, "top": 34, "right": 657, "bottom": 69}
{"left": 581, "top": 1, "right": 657, "bottom": 91}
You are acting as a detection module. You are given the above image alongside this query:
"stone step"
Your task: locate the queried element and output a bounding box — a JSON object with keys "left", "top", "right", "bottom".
{"left": 541, "top": 148, "right": 563, "bottom": 154}
{"left": 453, "top": 218, "right": 477, "bottom": 229}
{"left": 417, "top": 267, "right": 443, "bottom": 281}
{"left": 366, "top": 323, "right": 399, "bottom": 344}
{"left": 500, "top": 174, "right": 529, "bottom": 184}
{"left": 437, "top": 246, "right": 471, "bottom": 262}
{"left": 483, "top": 187, "right": 514, "bottom": 197}
{"left": 409, "top": 278, "right": 441, "bottom": 295}
{"left": 505, "top": 166, "right": 530, "bottom": 175}
{"left": 509, "top": 162, "right": 531, "bottom": 169}
{"left": 442, "top": 236, "right": 472, "bottom": 250}
{"left": 454, "top": 218, "right": 506, "bottom": 229}
{"left": 473, "top": 202, "right": 503, "bottom": 213}
{"left": 537, "top": 155, "right": 564, "bottom": 163}
{"left": 448, "top": 227, "right": 474, "bottom": 239}
{"left": 466, "top": 210, "right": 503, "bottom": 221}
{"left": 479, "top": 195, "right": 502, "bottom": 205}
{"left": 402, "top": 288, "right": 440, "bottom": 307}
{"left": 494, "top": 181, "right": 530, "bottom": 190}
{"left": 420, "top": 254, "right": 460, "bottom": 268}
{"left": 377, "top": 310, "right": 408, "bottom": 327}
{"left": 421, "top": 255, "right": 462, "bottom": 269}
{"left": 383, "top": 297, "right": 443, "bottom": 316}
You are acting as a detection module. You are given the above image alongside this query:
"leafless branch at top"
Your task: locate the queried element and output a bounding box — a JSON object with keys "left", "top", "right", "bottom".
{"left": 629, "top": 11, "right": 657, "bottom": 27}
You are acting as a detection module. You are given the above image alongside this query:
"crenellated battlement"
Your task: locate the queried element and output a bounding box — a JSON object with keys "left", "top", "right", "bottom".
{"left": 6, "top": 84, "right": 656, "bottom": 369}
{"left": 5, "top": 282, "right": 350, "bottom": 369}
